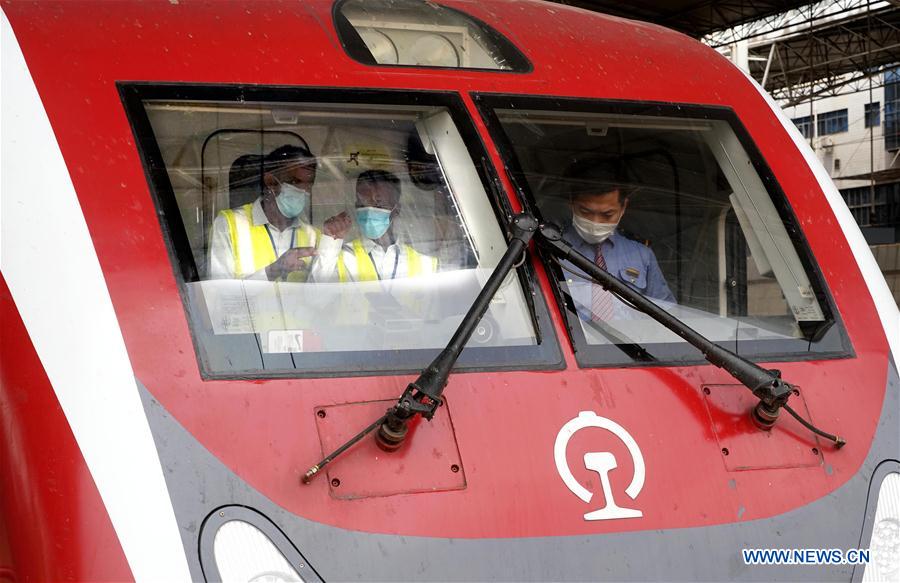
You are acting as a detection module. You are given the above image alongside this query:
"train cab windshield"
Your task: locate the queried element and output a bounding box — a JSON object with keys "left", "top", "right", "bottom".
{"left": 477, "top": 96, "right": 849, "bottom": 366}
{"left": 124, "top": 87, "right": 560, "bottom": 378}
{"left": 125, "top": 83, "right": 849, "bottom": 378}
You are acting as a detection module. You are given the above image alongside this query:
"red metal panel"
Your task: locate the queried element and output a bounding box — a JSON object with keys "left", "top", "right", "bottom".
{"left": 1, "top": 0, "right": 891, "bottom": 541}
{"left": 0, "top": 276, "right": 133, "bottom": 582}
{"left": 702, "top": 384, "right": 824, "bottom": 471}
{"left": 315, "top": 399, "right": 465, "bottom": 499}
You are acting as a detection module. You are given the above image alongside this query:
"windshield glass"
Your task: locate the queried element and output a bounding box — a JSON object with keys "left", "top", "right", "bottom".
{"left": 480, "top": 97, "right": 848, "bottom": 365}
{"left": 126, "top": 88, "right": 560, "bottom": 377}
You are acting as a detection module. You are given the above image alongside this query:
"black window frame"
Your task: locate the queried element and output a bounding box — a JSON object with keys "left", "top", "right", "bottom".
{"left": 118, "top": 83, "right": 562, "bottom": 379}
{"left": 473, "top": 92, "right": 853, "bottom": 369}
{"left": 886, "top": 68, "right": 900, "bottom": 151}
{"left": 816, "top": 108, "right": 849, "bottom": 136}
{"left": 792, "top": 115, "right": 814, "bottom": 139}
{"left": 332, "top": 0, "right": 532, "bottom": 74}
{"left": 865, "top": 102, "right": 881, "bottom": 128}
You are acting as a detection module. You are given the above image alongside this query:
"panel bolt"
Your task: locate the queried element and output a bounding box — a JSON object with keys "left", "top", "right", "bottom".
{"left": 451, "top": 464, "right": 460, "bottom": 473}
{"left": 331, "top": 478, "right": 341, "bottom": 487}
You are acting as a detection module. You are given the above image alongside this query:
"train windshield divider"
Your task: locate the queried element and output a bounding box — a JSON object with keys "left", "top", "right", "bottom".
{"left": 477, "top": 95, "right": 851, "bottom": 367}
{"left": 121, "top": 86, "right": 561, "bottom": 378}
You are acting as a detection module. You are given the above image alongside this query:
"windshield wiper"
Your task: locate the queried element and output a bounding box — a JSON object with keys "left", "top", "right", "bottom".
{"left": 303, "top": 214, "right": 539, "bottom": 483}
{"left": 303, "top": 213, "right": 843, "bottom": 484}
{"left": 536, "top": 222, "right": 844, "bottom": 447}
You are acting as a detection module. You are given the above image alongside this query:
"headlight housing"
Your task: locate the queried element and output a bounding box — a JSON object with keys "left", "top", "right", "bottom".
{"left": 200, "top": 506, "right": 320, "bottom": 582}
{"left": 863, "top": 471, "right": 900, "bottom": 582}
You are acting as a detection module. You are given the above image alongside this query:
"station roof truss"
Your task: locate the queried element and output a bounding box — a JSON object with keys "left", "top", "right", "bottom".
{"left": 553, "top": 0, "right": 900, "bottom": 108}
{"left": 734, "top": 2, "right": 900, "bottom": 107}
{"left": 553, "top": 0, "right": 817, "bottom": 39}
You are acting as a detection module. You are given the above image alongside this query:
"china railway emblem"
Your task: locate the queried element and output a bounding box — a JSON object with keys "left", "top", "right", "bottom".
{"left": 554, "top": 411, "right": 646, "bottom": 521}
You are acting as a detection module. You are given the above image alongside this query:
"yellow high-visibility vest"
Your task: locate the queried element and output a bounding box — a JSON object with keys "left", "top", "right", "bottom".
{"left": 336, "top": 239, "right": 438, "bottom": 282}
{"left": 221, "top": 203, "right": 320, "bottom": 281}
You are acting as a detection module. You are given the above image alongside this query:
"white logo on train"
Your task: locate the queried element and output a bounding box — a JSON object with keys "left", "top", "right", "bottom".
{"left": 554, "top": 411, "right": 645, "bottom": 521}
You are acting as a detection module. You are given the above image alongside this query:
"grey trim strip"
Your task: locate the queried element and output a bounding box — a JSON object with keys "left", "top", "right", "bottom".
{"left": 138, "top": 356, "right": 899, "bottom": 581}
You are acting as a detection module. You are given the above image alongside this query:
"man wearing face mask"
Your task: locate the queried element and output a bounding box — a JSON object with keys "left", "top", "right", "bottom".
{"left": 562, "top": 162, "right": 675, "bottom": 322}
{"left": 207, "top": 144, "right": 348, "bottom": 281}
{"left": 312, "top": 169, "right": 438, "bottom": 282}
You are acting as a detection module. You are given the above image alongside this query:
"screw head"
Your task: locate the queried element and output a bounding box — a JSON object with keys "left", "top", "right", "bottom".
{"left": 450, "top": 464, "right": 460, "bottom": 473}
{"left": 316, "top": 410, "right": 326, "bottom": 418}
{"left": 331, "top": 478, "right": 341, "bottom": 488}
{"left": 722, "top": 448, "right": 730, "bottom": 456}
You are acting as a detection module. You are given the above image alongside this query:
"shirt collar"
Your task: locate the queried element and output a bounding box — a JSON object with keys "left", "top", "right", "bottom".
{"left": 251, "top": 197, "right": 303, "bottom": 231}
{"left": 607, "top": 229, "right": 622, "bottom": 246}
{"left": 359, "top": 237, "right": 400, "bottom": 253}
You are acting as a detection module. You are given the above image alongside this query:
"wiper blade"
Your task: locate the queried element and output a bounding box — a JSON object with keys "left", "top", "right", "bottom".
{"left": 559, "top": 276, "right": 656, "bottom": 362}
{"left": 536, "top": 222, "right": 844, "bottom": 447}
{"left": 303, "top": 214, "right": 539, "bottom": 483}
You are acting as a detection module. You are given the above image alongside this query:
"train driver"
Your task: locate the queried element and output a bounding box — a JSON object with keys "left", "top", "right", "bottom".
{"left": 207, "top": 144, "right": 348, "bottom": 282}
{"left": 561, "top": 161, "right": 675, "bottom": 322}
{"left": 311, "top": 169, "right": 438, "bottom": 282}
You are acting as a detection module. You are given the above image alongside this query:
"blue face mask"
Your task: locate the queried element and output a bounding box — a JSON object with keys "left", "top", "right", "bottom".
{"left": 275, "top": 182, "right": 309, "bottom": 219}
{"left": 356, "top": 206, "right": 393, "bottom": 240}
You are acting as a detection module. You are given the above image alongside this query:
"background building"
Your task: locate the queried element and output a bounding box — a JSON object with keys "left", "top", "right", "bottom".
{"left": 711, "top": 0, "right": 900, "bottom": 305}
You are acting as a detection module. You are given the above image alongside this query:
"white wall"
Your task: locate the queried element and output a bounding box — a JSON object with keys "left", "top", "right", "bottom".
{"left": 782, "top": 86, "right": 894, "bottom": 189}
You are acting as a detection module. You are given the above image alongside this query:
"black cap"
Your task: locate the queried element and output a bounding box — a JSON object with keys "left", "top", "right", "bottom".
{"left": 265, "top": 143, "right": 316, "bottom": 173}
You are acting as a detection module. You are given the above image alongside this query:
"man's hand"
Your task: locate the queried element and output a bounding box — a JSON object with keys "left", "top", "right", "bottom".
{"left": 266, "top": 247, "right": 317, "bottom": 280}
{"left": 323, "top": 211, "right": 352, "bottom": 239}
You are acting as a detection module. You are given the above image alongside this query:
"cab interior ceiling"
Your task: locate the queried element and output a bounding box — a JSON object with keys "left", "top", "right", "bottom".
{"left": 551, "top": 0, "right": 819, "bottom": 38}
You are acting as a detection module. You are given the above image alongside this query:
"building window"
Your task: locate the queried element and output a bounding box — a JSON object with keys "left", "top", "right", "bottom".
{"left": 865, "top": 102, "right": 881, "bottom": 128}
{"left": 792, "top": 115, "right": 813, "bottom": 139}
{"left": 834, "top": 158, "right": 841, "bottom": 172}
{"left": 841, "top": 183, "right": 900, "bottom": 242}
{"left": 885, "top": 68, "right": 900, "bottom": 150}
{"left": 816, "top": 109, "right": 848, "bottom": 135}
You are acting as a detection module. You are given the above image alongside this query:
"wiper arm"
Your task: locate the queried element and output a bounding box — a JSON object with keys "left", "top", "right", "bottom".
{"left": 303, "top": 214, "right": 539, "bottom": 483}
{"left": 536, "top": 222, "right": 845, "bottom": 447}
{"left": 303, "top": 213, "right": 843, "bottom": 484}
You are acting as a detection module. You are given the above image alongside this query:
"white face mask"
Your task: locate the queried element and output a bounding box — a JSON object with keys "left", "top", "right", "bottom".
{"left": 573, "top": 214, "right": 618, "bottom": 244}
